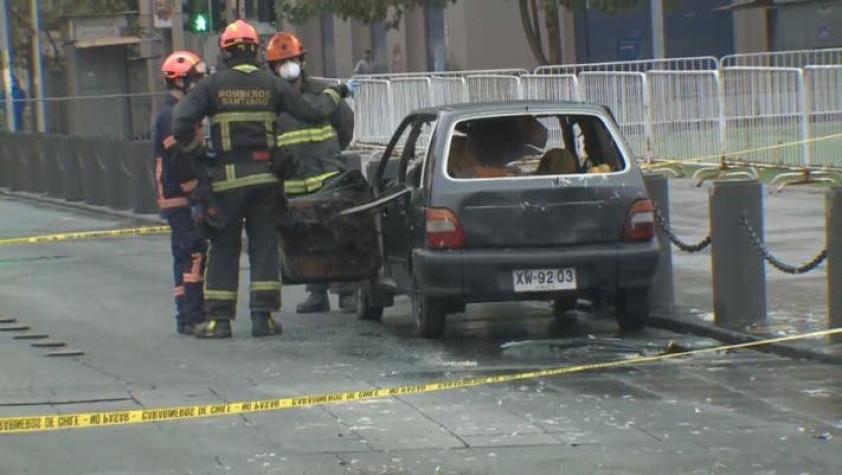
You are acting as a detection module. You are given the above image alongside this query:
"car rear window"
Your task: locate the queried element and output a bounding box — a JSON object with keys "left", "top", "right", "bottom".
{"left": 445, "top": 114, "right": 627, "bottom": 180}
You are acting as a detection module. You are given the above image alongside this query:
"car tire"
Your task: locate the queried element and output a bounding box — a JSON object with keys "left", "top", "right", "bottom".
{"left": 552, "top": 294, "right": 578, "bottom": 315}
{"left": 615, "top": 288, "right": 649, "bottom": 332}
{"left": 552, "top": 294, "right": 578, "bottom": 327}
{"left": 356, "top": 284, "right": 384, "bottom": 321}
{"left": 412, "top": 290, "right": 447, "bottom": 339}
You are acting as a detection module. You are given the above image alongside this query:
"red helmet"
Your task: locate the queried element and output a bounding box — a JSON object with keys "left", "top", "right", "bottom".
{"left": 266, "top": 32, "right": 306, "bottom": 63}
{"left": 219, "top": 19, "right": 259, "bottom": 50}
{"left": 161, "top": 51, "right": 206, "bottom": 80}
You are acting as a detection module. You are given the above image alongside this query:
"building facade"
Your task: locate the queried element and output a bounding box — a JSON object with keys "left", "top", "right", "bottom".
{"left": 184, "top": 0, "right": 842, "bottom": 78}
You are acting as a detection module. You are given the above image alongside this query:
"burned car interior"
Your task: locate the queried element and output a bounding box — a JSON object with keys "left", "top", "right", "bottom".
{"left": 447, "top": 114, "right": 626, "bottom": 179}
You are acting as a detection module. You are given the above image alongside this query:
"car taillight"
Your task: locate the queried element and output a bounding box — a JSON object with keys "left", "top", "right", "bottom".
{"left": 426, "top": 207, "right": 465, "bottom": 250}
{"left": 623, "top": 199, "right": 655, "bottom": 242}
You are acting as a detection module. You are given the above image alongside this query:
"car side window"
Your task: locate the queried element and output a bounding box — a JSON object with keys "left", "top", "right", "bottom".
{"left": 375, "top": 120, "right": 415, "bottom": 191}
{"left": 401, "top": 120, "right": 435, "bottom": 188}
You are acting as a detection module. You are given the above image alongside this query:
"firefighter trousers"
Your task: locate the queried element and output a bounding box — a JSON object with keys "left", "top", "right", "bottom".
{"left": 204, "top": 185, "right": 282, "bottom": 320}
{"left": 167, "top": 208, "right": 207, "bottom": 326}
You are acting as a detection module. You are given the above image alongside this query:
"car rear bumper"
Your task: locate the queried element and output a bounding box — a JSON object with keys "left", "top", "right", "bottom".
{"left": 412, "top": 241, "right": 659, "bottom": 300}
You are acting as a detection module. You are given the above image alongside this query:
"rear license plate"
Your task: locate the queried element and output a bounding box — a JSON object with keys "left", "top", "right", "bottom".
{"left": 513, "top": 268, "right": 577, "bottom": 292}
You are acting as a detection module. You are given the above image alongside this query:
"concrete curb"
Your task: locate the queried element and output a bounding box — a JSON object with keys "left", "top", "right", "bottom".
{"left": 649, "top": 313, "right": 842, "bottom": 365}
{"left": 0, "top": 188, "right": 165, "bottom": 226}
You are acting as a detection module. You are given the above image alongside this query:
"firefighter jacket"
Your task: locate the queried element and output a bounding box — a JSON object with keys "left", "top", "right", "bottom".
{"left": 277, "top": 74, "right": 355, "bottom": 196}
{"left": 153, "top": 93, "right": 196, "bottom": 213}
{"left": 171, "top": 60, "right": 343, "bottom": 194}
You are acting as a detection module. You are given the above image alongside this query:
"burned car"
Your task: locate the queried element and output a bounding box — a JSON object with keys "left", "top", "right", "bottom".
{"left": 279, "top": 101, "right": 659, "bottom": 338}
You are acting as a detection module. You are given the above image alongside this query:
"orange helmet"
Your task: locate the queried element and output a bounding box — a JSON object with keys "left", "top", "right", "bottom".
{"left": 161, "top": 51, "right": 206, "bottom": 80}
{"left": 266, "top": 32, "right": 306, "bottom": 63}
{"left": 219, "top": 19, "right": 259, "bottom": 50}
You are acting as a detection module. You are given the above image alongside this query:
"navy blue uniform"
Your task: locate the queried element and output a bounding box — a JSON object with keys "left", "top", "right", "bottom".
{"left": 172, "top": 61, "right": 342, "bottom": 321}
{"left": 154, "top": 93, "right": 207, "bottom": 330}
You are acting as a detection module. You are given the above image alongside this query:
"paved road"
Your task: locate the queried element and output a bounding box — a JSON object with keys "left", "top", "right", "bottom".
{"left": 0, "top": 196, "right": 840, "bottom": 475}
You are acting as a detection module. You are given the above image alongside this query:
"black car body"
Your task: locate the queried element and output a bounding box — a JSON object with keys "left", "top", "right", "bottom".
{"left": 281, "top": 101, "right": 660, "bottom": 338}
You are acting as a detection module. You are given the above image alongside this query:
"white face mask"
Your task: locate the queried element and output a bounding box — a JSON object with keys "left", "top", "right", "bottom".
{"left": 278, "top": 61, "right": 301, "bottom": 81}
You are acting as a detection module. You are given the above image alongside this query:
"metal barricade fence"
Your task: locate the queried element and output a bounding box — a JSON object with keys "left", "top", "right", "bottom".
{"left": 521, "top": 74, "right": 580, "bottom": 147}
{"left": 535, "top": 56, "right": 719, "bottom": 75}
{"left": 389, "top": 78, "right": 433, "bottom": 146}
{"left": 804, "top": 65, "right": 842, "bottom": 168}
{"left": 356, "top": 68, "right": 529, "bottom": 80}
{"left": 522, "top": 74, "right": 579, "bottom": 101}
{"left": 647, "top": 70, "right": 724, "bottom": 164}
{"left": 722, "top": 48, "right": 842, "bottom": 68}
{"left": 720, "top": 67, "right": 809, "bottom": 167}
{"left": 430, "top": 77, "right": 468, "bottom": 106}
{"left": 579, "top": 71, "right": 650, "bottom": 159}
{"left": 352, "top": 79, "right": 392, "bottom": 145}
{"left": 465, "top": 75, "right": 523, "bottom": 103}
{"left": 2, "top": 93, "right": 165, "bottom": 140}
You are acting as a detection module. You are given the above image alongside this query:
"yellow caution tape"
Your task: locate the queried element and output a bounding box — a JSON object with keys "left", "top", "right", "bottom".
{"left": 1, "top": 328, "right": 839, "bottom": 435}
{"left": 0, "top": 226, "right": 170, "bottom": 247}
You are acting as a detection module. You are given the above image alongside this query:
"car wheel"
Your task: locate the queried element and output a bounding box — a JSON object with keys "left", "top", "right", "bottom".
{"left": 615, "top": 288, "right": 650, "bottom": 332}
{"left": 356, "top": 284, "right": 384, "bottom": 321}
{"left": 412, "top": 290, "right": 447, "bottom": 339}
{"left": 552, "top": 294, "right": 578, "bottom": 315}
{"left": 552, "top": 294, "right": 578, "bottom": 327}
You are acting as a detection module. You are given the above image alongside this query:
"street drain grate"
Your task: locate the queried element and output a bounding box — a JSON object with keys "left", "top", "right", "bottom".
{"left": 13, "top": 334, "right": 50, "bottom": 340}
{"left": 0, "top": 325, "right": 31, "bottom": 332}
{"left": 45, "top": 350, "right": 85, "bottom": 357}
{"left": 0, "top": 318, "right": 16, "bottom": 324}
{"left": 31, "top": 341, "right": 66, "bottom": 348}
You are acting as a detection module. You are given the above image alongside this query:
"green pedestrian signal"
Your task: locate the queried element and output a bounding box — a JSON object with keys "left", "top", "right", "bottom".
{"left": 183, "top": 0, "right": 220, "bottom": 33}
{"left": 193, "top": 13, "right": 208, "bottom": 32}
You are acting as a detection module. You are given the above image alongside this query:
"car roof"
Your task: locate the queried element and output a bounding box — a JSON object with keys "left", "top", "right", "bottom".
{"left": 412, "top": 100, "right": 609, "bottom": 117}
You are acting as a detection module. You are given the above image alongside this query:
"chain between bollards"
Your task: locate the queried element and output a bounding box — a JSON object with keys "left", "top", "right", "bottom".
{"left": 739, "top": 215, "right": 828, "bottom": 275}
{"left": 653, "top": 206, "right": 711, "bottom": 253}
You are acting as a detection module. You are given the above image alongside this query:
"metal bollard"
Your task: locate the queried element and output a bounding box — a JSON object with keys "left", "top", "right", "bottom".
{"left": 710, "top": 179, "right": 766, "bottom": 326}
{"left": 828, "top": 186, "right": 842, "bottom": 343}
{"left": 643, "top": 173, "right": 675, "bottom": 312}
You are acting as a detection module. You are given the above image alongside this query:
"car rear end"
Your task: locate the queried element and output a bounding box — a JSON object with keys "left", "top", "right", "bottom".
{"left": 412, "top": 104, "right": 658, "bottom": 328}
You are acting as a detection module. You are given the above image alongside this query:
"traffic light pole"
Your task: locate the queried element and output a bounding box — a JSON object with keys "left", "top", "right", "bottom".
{"left": 30, "top": 0, "right": 46, "bottom": 132}
{"left": 0, "top": 0, "right": 16, "bottom": 131}
{"left": 139, "top": 0, "right": 159, "bottom": 122}
{"left": 173, "top": 0, "right": 185, "bottom": 50}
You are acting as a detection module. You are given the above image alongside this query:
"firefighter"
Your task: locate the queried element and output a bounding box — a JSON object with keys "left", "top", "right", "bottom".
{"left": 172, "top": 19, "right": 351, "bottom": 339}
{"left": 266, "top": 32, "right": 356, "bottom": 314}
{"left": 154, "top": 50, "right": 209, "bottom": 335}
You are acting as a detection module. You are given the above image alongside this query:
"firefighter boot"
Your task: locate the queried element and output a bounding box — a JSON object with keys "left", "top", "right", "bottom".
{"left": 177, "top": 320, "right": 195, "bottom": 335}
{"left": 251, "top": 311, "right": 282, "bottom": 337}
{"left": 296, "top": 290, "right": 330, "bottom": 313}
{"left": 194, "top": 319, "right": 232, "bottom": 339}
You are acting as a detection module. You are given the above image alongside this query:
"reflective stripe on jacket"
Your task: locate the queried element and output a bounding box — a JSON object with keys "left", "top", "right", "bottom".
{"left": 172, "top": 60, "right": 341, "bottom": 193}
{"left": 276, "top": 75, "right": 355, "bottom": 195}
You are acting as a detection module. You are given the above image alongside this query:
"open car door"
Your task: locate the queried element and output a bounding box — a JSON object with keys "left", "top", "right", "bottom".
{"left": 277, "top": 113, "right": 437, "bottom": 286}
{"left": 277, "top": 166, "right": 381, "bottom": 285}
